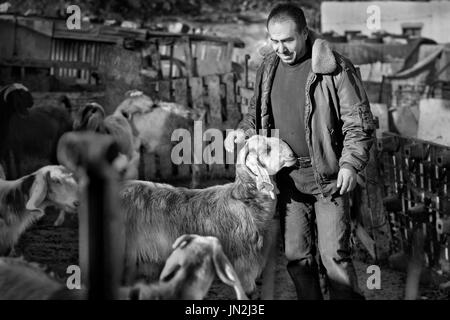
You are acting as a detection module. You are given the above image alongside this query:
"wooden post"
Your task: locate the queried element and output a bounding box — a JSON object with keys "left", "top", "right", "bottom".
{"left": 169, "top": 44, "right": 174, "bottom": 79}
{"left": 182, "top": 36, "right": 195, "bottom": 77}
{"left": 353, "top": 142, "right": 392, "bottom": 261}
{"left": 57, "top": 132, "right": 125, "bottom": 300}
{"left": 149, "top": 42, "right": 163, "bottom": 79}
{"left": 189, "top": 79, "right": 207, "bottom": 182}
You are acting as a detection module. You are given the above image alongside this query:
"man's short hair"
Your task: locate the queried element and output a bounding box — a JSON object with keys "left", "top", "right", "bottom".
{"left": 267, "top": 3, "right": 307, "bottom": 34}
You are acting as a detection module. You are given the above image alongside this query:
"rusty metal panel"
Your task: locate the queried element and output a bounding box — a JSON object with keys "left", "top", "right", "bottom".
{"left": 205, "top": 74, "right": 222, "bottom": 123}
{"left": 158, "top": 80, "right": 172, "bottom": 101}
{"left": 189, "top": 77, "right": 205, "bottom": 112}
{"left": 172, "top": 78, "right": 188, "bottom": 106}
{"left": 222, "top": 72, "right": 241, "bottom": 125}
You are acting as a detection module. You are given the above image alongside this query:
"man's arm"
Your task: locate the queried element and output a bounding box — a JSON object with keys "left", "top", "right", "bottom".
{"left": 236, "top": 64, "right": 264, "bottom": 138}
{"left": 336, "top": 57, "right": 376, "bottom": 173}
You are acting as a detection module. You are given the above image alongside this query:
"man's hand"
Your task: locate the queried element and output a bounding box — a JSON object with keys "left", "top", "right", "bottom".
{"left": 224, "top": 129, "right": 246, "bottom": 153}
{"left": 337, "top": 167, "right": 357, "bottom": 195}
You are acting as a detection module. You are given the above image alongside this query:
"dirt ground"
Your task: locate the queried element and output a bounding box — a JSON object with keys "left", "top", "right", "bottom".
{"left": 15, "top": 179, "right": 449, "bottom": 301}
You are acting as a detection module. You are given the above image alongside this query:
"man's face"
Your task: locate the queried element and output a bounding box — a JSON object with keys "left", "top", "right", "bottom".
{"left": 268, "top": 19, "right": 307, "bottom": 65}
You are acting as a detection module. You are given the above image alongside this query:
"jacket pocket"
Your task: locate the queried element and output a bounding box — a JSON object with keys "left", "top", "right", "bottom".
{"left": 328, "top": 128, "right": 341, "bottom": 161}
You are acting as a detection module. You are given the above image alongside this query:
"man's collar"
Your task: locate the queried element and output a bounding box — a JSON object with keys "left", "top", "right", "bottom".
{"left": 264, "top": 29, "right": 337, "bottom": 74}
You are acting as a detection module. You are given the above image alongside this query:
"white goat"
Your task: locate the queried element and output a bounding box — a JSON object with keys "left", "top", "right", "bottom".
{"left": 53, "top": 98, "right": 151, "bottom": 227}
{"left": 0, "top": 165, "right": 79, "bottom": 255}
{"left": 130, "top": 234, "right": 248, "bottom": 300}
{"left": 120, "top": 135, "right": 296, "bottom": 295}
{"left": 115, "top": 90, "right": 205, "bottom": 187}
{"left": 72, "top": 100, "right": 148, "bottom": 180}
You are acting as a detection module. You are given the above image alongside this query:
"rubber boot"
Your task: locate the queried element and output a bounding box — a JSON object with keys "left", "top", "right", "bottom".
{"left": 287, "top": 259, "right": 324, "bottom": 300}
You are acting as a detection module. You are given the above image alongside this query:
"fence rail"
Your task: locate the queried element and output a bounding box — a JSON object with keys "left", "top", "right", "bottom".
{"left": 378, "top": 132, "right": 450, "bottom": 274}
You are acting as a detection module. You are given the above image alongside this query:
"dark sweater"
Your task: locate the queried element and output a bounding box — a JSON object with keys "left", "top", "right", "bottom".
{"left": 270, "top": 54, "right": 311, "bottom": 157}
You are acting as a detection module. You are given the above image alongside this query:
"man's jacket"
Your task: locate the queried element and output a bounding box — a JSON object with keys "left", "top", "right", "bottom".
{"left": 237, "top": 31, "right": 377, "bottom": 195}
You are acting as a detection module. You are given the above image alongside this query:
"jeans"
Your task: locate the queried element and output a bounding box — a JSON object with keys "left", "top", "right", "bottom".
{"left": 277, "top": 165, "right": 364, "bottom": 300}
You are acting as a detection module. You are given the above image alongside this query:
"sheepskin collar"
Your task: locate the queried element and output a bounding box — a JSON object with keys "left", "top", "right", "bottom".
{"left": 264, "top": 29, "right": 337, "bottom": 74}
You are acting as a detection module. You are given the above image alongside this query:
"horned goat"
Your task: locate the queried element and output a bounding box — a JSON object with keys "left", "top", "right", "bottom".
{"left": 0, "top": 165, "right": 79, "bottom": 256}
{"left": 72, "top": 99, "right": 148, "bottom": 180}
{"left": 0, "top": 83, "right": 72, "bottom": 180}
{"left": 114, "top": 90, "right": 205, "bottom": 187}
{"left": 120, "top": 135, "right": 297, "bottom": 295}
{"left": 52, "top": 99, "right": 145, "bottom": 228}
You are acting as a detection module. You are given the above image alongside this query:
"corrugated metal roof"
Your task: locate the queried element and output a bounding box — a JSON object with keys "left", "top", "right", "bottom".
{"left": 0, "top": 14, "right": 245, "bottom": 47}
{"left": 330, "top": 42, "right": 412, "bottom": 65}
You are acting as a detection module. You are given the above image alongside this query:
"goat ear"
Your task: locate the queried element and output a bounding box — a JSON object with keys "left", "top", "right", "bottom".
{"left": 212, "top": 241, "right": 249, "bottom": 300}
{"left": 25, "top": 170, "right": 49, "bottom": 215}
{"left": 57, "top": 133, "right": 81, "bottom": 171}
{"left": 245, "top": 154, "right": 276, "bottom": 200}
{"left": 159, "top": 235, "right": 194, "bottom": 281}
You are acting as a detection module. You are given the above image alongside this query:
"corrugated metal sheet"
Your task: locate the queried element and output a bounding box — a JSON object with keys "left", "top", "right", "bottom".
{"left": 50, "top": 39, "right": 102, "bottom": 84}
{"left": 330, "top": 42, "right": 412, "bottom": 65}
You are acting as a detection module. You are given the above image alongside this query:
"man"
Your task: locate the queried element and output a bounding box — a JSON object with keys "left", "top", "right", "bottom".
{"left": 224, "top": 3, "right": 376, "bottom": 300}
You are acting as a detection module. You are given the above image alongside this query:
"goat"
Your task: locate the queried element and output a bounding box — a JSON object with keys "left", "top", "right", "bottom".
{"left": 120, "top": 135, "right": 297, "bottom": 295}
{"left": 115, "top": 90, "right": 205, "bottom": 187}
{"left": 72, "top": 101, "right": 106, "bottom": 132}
{"left": 0, "top": 83, "right": 72, "bottom": 180}
{"left": 0, "top": 257, "right": 80, "bottom": 300}
{"left": 0, "top": 234, "right": 246, "bottom": 300}
{"left": 0, "top": 165, "right": 79, "bottom": 256}
{"left": 52, "top": 100, "right": 149, "bottom": 227}
{"left": 72, "top": 100, "right": 147, "bottom": 180}
{"left": 129, "top": 234, "right": 248, "bottom": 300}
{"left": 0, "top": 83, "right": 33, "bottom": 178}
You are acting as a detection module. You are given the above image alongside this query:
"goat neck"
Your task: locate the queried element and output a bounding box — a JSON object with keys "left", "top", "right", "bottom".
{"left": 230, "top": 167, "right": 277, "bottom": 230}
